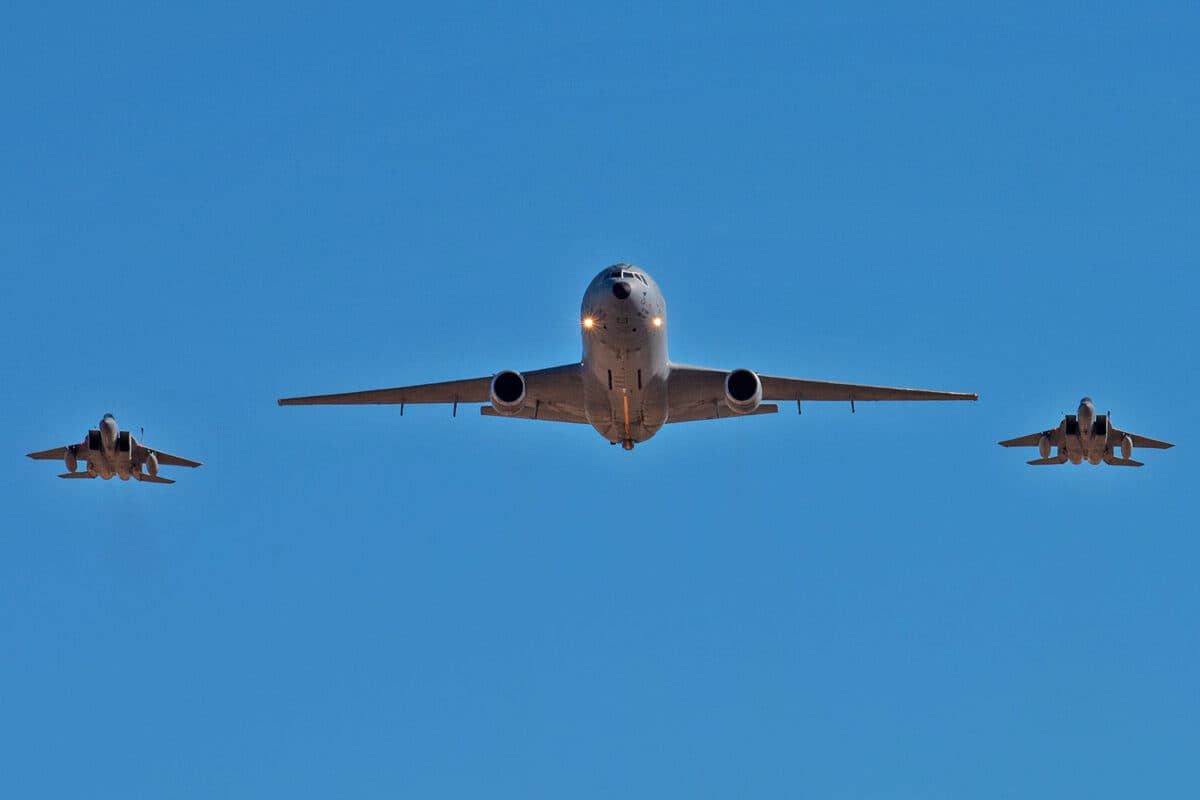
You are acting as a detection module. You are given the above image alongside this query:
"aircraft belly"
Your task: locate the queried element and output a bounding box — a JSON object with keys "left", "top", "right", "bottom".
{"left": 582, "top": 336, "right": 668, "bottom": 444}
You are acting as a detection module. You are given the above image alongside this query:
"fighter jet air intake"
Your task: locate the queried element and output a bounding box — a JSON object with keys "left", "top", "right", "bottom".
{"left": 26, "top": 414, "right": 203, "bottom": 483}
{"left": 279, "top": 264, "right": 978, "bottom": 449}
{"left": 998, "top": 398, "right": 1174, "bottom": 467}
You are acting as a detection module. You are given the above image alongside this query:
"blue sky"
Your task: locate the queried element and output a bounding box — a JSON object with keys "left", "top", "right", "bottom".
{"left": 2, "top": 3, "right": 1197, "bottom": 797}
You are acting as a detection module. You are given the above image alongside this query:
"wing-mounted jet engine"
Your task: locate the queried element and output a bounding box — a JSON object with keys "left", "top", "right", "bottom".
{"left": 998, "top": 397, "right": 1174, "bottom": 467}
{"left": 724, "top": 369, "right": 763, "bottom": 415}
{"left": 489, "top": 371, "right": 526, "bottom": 416}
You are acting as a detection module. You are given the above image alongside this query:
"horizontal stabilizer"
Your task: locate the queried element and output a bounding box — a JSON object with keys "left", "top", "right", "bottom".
{"left": 1026, "top": 457, "right": 1068, "bottom": 466}
{"left": 58, "top": 472, "right": 96, "bottom": 479}
{"left": 1104, "top": 456, "right": 1144, "bottom": 468}
{"left": 135, "top": 473, "right": 176, "bottom": 484}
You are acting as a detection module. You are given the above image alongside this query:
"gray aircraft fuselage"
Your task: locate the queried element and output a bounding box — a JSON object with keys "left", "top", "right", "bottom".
{"left": 579, "top": 266, "right": 670, "bottom": 447}
{"left": 91, "top": 413, "right": 125, "bottom": 479}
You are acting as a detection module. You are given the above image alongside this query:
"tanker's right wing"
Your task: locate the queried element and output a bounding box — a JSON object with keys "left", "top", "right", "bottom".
{"left": 279, "top": 364, "right": 587, "bottom": 424}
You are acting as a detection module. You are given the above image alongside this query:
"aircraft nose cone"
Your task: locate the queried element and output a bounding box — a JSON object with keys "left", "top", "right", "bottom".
{"left": 612, "top": 281, "right": 632, "bottom": 300}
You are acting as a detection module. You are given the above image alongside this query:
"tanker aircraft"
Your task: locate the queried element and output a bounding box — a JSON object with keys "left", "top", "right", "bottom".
{"left": 999, "top": 397, "right": 1174, "bottom": 467}
{"left": 279, "top": 264, "right": 977, "bottom": 449}
{"left": 27, "top": 414, "right": 203, "bottom": 483}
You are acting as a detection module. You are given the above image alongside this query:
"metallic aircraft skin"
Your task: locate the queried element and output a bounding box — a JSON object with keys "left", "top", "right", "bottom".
{"left": 279, "top": 264, "right": 977, "bottom": 449}
{"left": 998, "top": 397, "right": 1174, "bottom": 467}
{"left": 579, "top": 266, "right": 670, "bottom": 446}
{"left": 26, "top": 414, "right": 203, "bottom": 483}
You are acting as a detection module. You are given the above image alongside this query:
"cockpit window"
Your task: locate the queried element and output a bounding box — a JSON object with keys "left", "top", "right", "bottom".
{"left": 606, "top": 266, "right": 647, "bottom": 284}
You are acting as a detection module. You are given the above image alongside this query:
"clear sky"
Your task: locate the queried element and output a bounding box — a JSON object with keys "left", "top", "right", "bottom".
{"left": 2, "top": 3, "right": 1197, "bottom": 798}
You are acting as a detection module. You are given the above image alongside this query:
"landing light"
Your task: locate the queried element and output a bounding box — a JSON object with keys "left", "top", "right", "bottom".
{"left": 583, "top": 317, "right": 594, "bottom": 329}
{"left": 652, "top": 317, "right": 663, "bottom": 327}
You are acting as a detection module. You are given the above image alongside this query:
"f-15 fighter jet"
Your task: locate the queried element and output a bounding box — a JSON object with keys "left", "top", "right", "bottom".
{"left": 27, "top": 413, "right": 202, "bottom": 483}
{"left": 998, "top": 398, "right": 1174, "bottom": 467}
{"left": 280, "top": 264, "right": 976, "bottom": 450}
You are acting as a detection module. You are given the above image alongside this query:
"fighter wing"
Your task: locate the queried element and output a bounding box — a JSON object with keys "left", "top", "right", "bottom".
{"left": 279, "top": 363, "right": 587, "bottom": 422}
{"left": 27, "top": 443, "right": 88, "bottom": 460}
{"left": 139, "top": 446, "right": 203, "bottom": 468}
{"left": 27, "top": 446, "right": 71, "bottom": 460}
{"left": 667, "top": 364, "right": 976, "bottom": 418}
{"left": 998, "top": 429, "right": 1061, "bottom": 448}
{"left": 1111, "top": 427, "right": 1175, "bottom": 450}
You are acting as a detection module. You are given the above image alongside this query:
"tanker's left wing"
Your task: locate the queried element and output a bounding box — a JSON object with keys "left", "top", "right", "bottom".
{"left": 667, "top": 364, "right": 976, "bottom": 422}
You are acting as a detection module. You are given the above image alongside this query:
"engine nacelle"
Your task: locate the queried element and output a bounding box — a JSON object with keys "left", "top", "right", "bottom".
{"left": 489, "top": 370, "right": 527, "bottom": 416}
{"left": 1121, "top": 434, "right": 1133, "bottom": 461}
{"left": 724, "top": 369, "right": 763, "bottom": 415}
{"left": 146, "top": 451, "right": 159, "bottom": 478}
{"left": 64, "top": 449, "right": 78, "bottom": 473}
{"left": 1038, "top": 434, "right": 1051, "bottom": 459}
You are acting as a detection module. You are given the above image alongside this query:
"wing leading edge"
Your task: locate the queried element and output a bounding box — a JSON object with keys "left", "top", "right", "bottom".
{"left": 27, "top": 445, "right": 75, "bottom": 460}
{"left": 998, "top": 430, "right": 1060, "bottom": 448}
{"left": 278, "top": 364, "right": 587, "bottom": 423}
{"left": 667, "top": 365, "right": 976, "bottom": 415}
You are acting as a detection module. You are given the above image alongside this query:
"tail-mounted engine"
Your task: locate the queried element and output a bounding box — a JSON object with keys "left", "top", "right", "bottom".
{"left": 64, "top": 446, "right": 78, "bottom": 473}
{"left": 145, "top": 452, "right": 159, "bottom": 478}
{"left": 724, "top": 369, "right": 763, "bottom": 415}
{"left": 489, "top": 370, "right": 527, "bottom": 416}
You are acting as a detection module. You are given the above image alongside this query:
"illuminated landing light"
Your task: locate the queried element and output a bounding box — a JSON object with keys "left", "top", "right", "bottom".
{"left": 652, "top": 317, "right": 663, "bottom": 327}
{"left": 583, "top": 317, "right": 595, "bottom": 329}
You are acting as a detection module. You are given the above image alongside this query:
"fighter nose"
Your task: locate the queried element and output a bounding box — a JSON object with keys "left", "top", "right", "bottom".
{"left": 612, "top": 281, "right": 632, "bottom": 300}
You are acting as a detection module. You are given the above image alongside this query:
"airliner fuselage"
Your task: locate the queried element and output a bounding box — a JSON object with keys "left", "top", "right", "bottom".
{"left": 579, "top": 265, "right": 670, "bottom": 448}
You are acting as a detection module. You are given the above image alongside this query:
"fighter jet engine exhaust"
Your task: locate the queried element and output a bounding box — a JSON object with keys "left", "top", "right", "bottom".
{"left": 724, "top": 369, "right": 763, "bottom": 414}
{"left": 146, "top": 452, "right": 159, "bottom": 478}
{"left": 489, "top": 371, "right": 527, "bottom": 416}
{"left": 64, "top": 450, "right": 77, "bottom": 473}
{"left": 1038, "top": 434, "right": 1051, "bottom": 459}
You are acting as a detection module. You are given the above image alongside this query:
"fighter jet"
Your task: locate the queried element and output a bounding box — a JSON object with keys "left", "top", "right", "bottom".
{"left": 998, "top": 398, "right": 1174, "bottom": 467}
{"left": 279, "top": 264, "right": 977, "bottom": 450}
{"left": 26, "top": 413, "right": 203, "bottom": 483}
